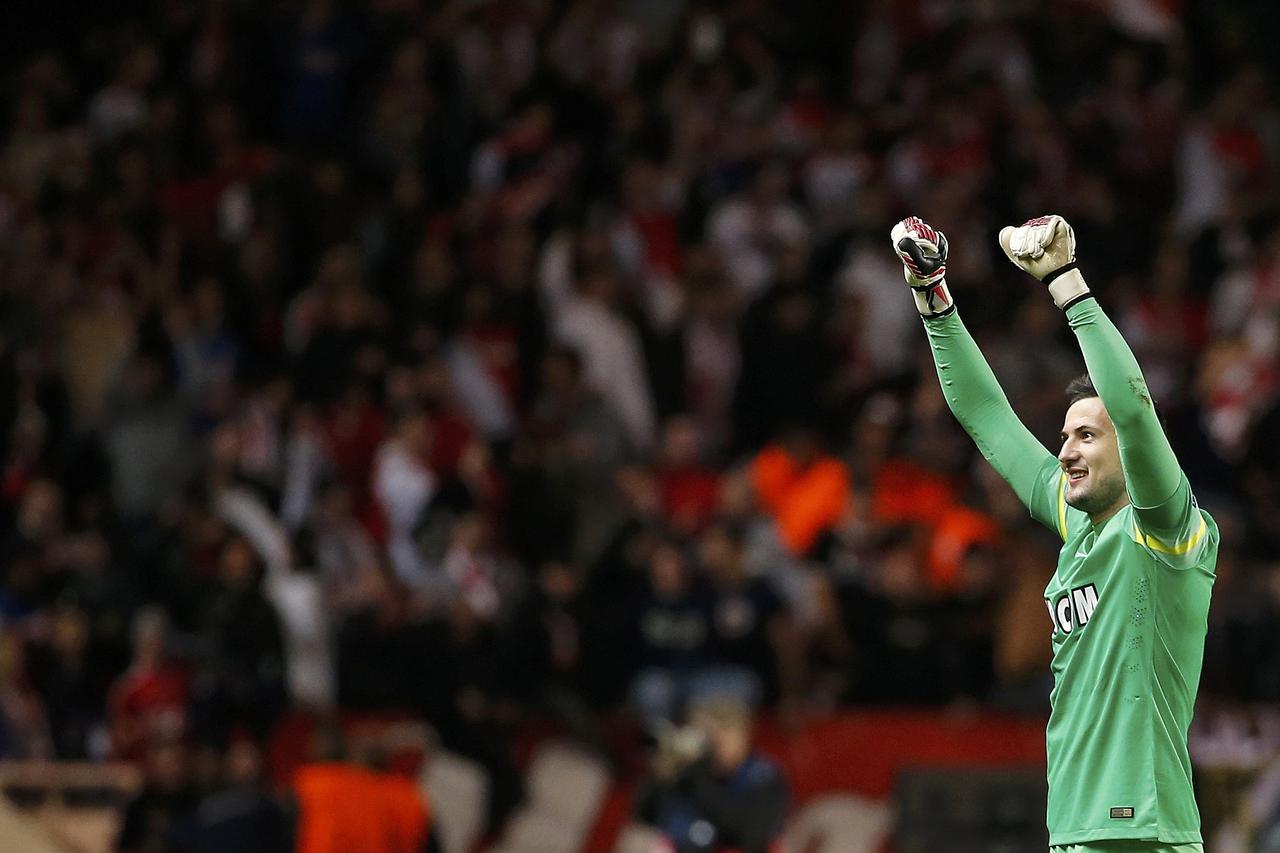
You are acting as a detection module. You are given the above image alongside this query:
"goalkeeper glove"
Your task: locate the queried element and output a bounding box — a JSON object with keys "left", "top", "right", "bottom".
{"left": 890, "top": 216, "right": 955, "bottom": 319}
{"left": 997, "top": 215, "right": 1092, "bottom": 310}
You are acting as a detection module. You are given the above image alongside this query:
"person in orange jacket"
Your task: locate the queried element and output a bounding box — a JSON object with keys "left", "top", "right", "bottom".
{"left": 292, "top": 724, "right": 442, "bottom": 853}
{"left": 750, "top": 425, "right": 850, "bottom": 558}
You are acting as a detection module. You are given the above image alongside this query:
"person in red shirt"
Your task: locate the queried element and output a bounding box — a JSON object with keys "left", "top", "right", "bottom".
{"left": 109, "top": 607, "right": 190, "bottom": 762}
{"left": 657, "top": 416, "right": 721, "bottom": 536}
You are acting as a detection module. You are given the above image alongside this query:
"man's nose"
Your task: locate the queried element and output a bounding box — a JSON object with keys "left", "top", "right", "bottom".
{"left": 1058, "top": 442, "right": 1078, "bottom": 465}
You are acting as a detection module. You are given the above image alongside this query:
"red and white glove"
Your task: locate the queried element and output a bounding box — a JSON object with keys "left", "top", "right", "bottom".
{"left": 997, "top": 214, "right": 1092, "bottom": 310}
{"left": 890, "top": 216, "right": 955, "bottom": 318}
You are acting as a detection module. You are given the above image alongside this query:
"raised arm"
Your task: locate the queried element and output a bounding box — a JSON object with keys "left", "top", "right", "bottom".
{"left": 1064, "top": 298, "right": 1181, "bottom": 518}
{"left": 998, "top": 216, "right": 1207, "bottom": 555}
{"left": 892, "top": 218, "right": 1066, "bottom": 537}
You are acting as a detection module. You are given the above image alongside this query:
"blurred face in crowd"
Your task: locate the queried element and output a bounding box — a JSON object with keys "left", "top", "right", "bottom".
{"left": 224, "top": 739, "right": 264, "bottom": 787}
{"left": 18, "top": 478, "right": 63, "bottom": 538}
{"left": 191, "top": 276, "right": 227, "bottom": 331}
{"left": 510, "top": 102, "right": 552, "bottom": 149}
{"left": 11, "top": 406, "right": 47, "bottom": 459}
{"left": 691, "top": 705, "right": 753, "bottom": 775}
{"left": 316, "top": 243, "right": 360, "bottom": 292}
{"left": 1059, "top": 396, "right": 1128, "bottom": 521}
{"left": 451, "top": 513, "right": 488, "bottom": 552}
{"left": 660, "top": 416, "right": 702, "bottom": 468}
{"left": 879, "top": 541, "right": 923, "bottom": 601}
{"left": 539, "top": 561, "right": 579, "bottom": 604}
{"left": 52, "top": 607, "right": 89, "bottom": 659}
{"left": 398, "top": 411, "right": 433, "bottom": 457}
{"left": 649, "top": 544, "right": 687, "bottom": 598}
{"left": 852, "top": 395, "right": 899, "bottom": 463}
{"left": 699, "top": 525, "right": 745, "bottom": 587}
{"left": 332, "top": 283, "right": 369, "bottom": 330}
{"left": 959, "top": 544, "right": 1000, "bottom": 596}
{"left": 616, "top": 465, "right": 662, "bottom": 517}
{"left": 717, "top": 470, "right": 757, "bottom": 520}
{"left": 146, "top": 741, "right": 189, "bottom": 791}
{"left": 67, "top": 531, "right": 111, "bottom": 574}
{"left": 132, "top": 609, "right": 169, "bottom": 668}
{"left": 316, "top": 481, "right": 353, "bottom": 522}
{"left": 412, "top": 241, "right": 455, "bottom": 296}
{"left": 209, "top": 421, "right": 241, "bottom": 470}
{"left": 218, "top": 537, "right": 259, "bottom": 592}
{"left": 385, "top": 365, "right": 418, "bottom": 410}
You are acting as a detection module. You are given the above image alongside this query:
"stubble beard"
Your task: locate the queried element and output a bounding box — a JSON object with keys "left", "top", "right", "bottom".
{"left": 1066, "top": 470, "right": 1128, "bottom": 518}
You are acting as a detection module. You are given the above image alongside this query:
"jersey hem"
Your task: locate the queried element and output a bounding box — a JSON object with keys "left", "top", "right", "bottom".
{"left": 1048, "top": 827, "right": 1203, "bottom": 845}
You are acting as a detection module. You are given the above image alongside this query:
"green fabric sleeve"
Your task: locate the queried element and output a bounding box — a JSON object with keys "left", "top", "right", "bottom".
{"left": 924, "top": 310, "right": 1064, "bottom": 536}
{"left": 1064, "top": 297, "right": 1185, "bottom": 530}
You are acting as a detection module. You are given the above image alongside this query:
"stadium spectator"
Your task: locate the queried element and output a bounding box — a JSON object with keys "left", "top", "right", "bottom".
{"left": 117, "top": 739, "right": 199, "bottom": 853}
{"left": 27, "top": 603, "right": 103, "bottom": 759}
{"left": 192, "top": 536, "right": 286, "bottom": 746}
{"left": 167, "top": 737, "right": 291, "bottom": 853}
{"left": 656, "top": 415, "right": 722, "bottom": 536}
{"left": 636, "top": 695, "right": 789, "bottom": 853}
{"left": 373, "top": 407, "right": 437, "bottom": 585}
{"left": 732, "top": 242, "right": 829, "bottom": 452}
{"left": 0, "top": 0, "right": 1278, "bottom": 846}
{"left": 292, "top": 725, "right": 440, "bottom": 853}
{"left": 750, "top": 425, "right": 850, "bottom": 558}
{"left": 629, "top": 538, "right": 719, "bottom": 725}
{"left": 0, "top": 628, "right": 51, "bottom": 759}
{"left": 699, "top": 521, "right": 797, "bottom": 705}
{"left": 109, "top": 608, "right": 189, "bottom": 762}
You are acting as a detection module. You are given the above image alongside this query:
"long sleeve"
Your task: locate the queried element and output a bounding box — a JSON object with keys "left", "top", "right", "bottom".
{"left": 1064, "top": 299, "right": 1180, "bottom": 512}
{"left": 1065, "top": 297, "right": 1207, "bottom": 559}
{"left": 924, "top": 311, "right": 1065, "bottom": 537}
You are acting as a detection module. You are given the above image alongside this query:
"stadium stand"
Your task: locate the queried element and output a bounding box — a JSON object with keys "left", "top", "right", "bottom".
{"left": 3, "top": 0, "right": 1280, "bottom": 849}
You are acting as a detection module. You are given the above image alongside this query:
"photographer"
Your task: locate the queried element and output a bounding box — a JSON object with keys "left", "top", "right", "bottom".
{"left": 635, "top": 696, "right": 789, "bottom": 853}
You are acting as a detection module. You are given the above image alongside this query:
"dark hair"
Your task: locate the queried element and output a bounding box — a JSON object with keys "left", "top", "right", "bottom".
{"left": 1065, "top": 374, "right": 1098, "bottom": 407}
{"left": 1065, "top": 373, "right": 1167, "bottom": 430}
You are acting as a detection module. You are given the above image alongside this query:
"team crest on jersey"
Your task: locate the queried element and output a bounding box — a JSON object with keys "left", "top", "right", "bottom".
{"left": 1046, "top": 583, "right": 1100, "bottom": 635}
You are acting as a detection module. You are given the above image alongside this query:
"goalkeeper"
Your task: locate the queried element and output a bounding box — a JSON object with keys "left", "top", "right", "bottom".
{"left": 890, "top": 215, "right": 1217, "bottom": 852}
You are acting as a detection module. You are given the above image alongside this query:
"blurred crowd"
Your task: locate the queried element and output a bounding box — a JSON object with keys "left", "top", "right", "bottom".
{"left": 3, "top": 0, "right": 1280, "bottom": 846}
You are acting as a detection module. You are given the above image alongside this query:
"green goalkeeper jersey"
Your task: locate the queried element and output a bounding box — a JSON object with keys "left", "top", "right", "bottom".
{"left": 923, "top": 299, "right": 1218, "bottom": 846}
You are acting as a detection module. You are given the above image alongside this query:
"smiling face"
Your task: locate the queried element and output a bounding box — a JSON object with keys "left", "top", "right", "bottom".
{"left": 1058, "top": 396, "right": 1129, "bottom": 521}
